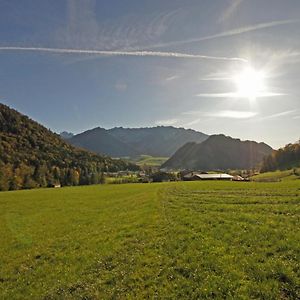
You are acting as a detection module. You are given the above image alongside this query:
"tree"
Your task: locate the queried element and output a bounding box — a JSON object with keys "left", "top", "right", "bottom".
{"left": 151, "top": 171, "right": 177, "bottom": 182}
{"left": 23, "top": 174, "right": 37, "bottom": 189}
{"left": 91, "top": 173, "right": 99, "bottom": 185}
{"left": 99, "top": 172, "right": 105, "bottom": 184}
{"left": 0, "top": 163, "right": 12, "bottom": 191}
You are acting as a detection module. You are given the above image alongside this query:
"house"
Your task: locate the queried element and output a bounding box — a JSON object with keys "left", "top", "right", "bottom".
{"left": 51, "top": 184, "right": 61, "bottom": 188}
{"left": 232, "top": 175, "right": 246, "bottom": 181}
{"left": 183, "top": 172, "right": 234, "bottom": 181}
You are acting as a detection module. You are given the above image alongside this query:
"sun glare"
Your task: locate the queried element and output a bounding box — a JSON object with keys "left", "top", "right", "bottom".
{"left": 233, "top": 66, "right": 266, "bottom": 100}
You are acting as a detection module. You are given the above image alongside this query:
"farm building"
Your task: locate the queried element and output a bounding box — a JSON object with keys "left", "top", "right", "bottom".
{"left": 232, "top": 175, "right": 246, "bottom": 181}
{"left": 183, "top": 172, "right": 234, "bottom": 181}
{"left": 51, "top": 184, "right": 61, "bottom": 188}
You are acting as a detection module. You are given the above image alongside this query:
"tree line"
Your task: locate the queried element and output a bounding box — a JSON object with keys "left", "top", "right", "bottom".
{"left": 260, "top": 141, "right": 300, "bottom": 172}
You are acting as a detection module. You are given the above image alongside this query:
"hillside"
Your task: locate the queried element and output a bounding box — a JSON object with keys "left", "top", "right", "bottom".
{"left": 133, "top": 155, "right": 169, "bottom": 167}
{"left": 68, "top": 127, "right": 139, "bottom": 157}
{"left": 162, "top": 134, "right": 273, "bottom": 170}
{"left": 251, "top": 168, "right": 300, "bottom": 182}
{"left": 67, "top": 126, "right": 208, "bottom": 158}
{"left": 0, "top": 104, "right": 138, "bottom": 191}
{"left": 260, "top": 141, "right": 300, "bottom": 172}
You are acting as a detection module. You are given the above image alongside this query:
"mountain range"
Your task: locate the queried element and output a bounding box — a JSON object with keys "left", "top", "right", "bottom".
{"left": 162, "top": 134, "right": 273, "bottom": 170}
{"left": 64, "top": 126, "right": 209, "bottom": 158}
{"left": 0, "top": 102, "right": 277, "bottom": 192}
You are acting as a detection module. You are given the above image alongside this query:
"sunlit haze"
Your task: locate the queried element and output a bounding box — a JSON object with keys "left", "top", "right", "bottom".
{"left": 233, "top": 66, "right": 266, "bottom": 100}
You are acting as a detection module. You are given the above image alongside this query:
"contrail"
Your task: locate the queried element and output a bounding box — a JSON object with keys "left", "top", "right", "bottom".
{"left": 0, "top": 46, "right": 247, "bottom": 62}
{"left": 146, "top": 19, "right": 300, "bottom": 49}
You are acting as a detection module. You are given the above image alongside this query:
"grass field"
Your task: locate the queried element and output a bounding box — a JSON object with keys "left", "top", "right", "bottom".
{"left": 251, "top": 169, "right": 300, "bottom": 182}
{"left": 1, "top": 181, "right": 300, "bottom": 299}
{"left": 132, "top": 155, "right": 169, "bottom": 166}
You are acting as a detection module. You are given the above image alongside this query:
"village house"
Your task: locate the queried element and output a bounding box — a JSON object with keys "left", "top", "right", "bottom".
{"left": 183, "top": 172, "right": 234, "bottom": 181}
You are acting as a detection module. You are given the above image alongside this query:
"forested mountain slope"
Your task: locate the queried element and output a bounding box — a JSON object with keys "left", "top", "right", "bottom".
{"left": 162, "top": 134, "right": 273, "bottom": 170}
{"left": 0, "top": 104, "right": 138, "bottom": 191}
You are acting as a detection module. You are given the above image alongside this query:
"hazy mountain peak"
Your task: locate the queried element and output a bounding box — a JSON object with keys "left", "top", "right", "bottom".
{"left": 68, "top": 126, "right": 209, "bottom": 158}
{"left": 162, "top": 134, "right": 273, "bottom": 170}
{"left": 60, "top": 131, "right": 74, "bottom": 139}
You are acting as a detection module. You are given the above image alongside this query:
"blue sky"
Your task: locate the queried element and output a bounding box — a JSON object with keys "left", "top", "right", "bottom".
{"left": 0, "top": 0, "right": 299, "bottom": 149}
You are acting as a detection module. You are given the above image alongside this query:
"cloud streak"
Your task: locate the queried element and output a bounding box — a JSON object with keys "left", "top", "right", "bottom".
{"left": 196, "top": 92, "right": 284, "bottom": 98}
{"left": 0, "top": 46, "right": 247, "bottom": 62}
{"left": 165, "top": 75, "right": 180, "bottom": 81}
{"left": 259, "top": 110, "right": 298, "bottom": 121}
{"left": 147, "top": 19, "right": 300, "bottom": 49}
{"left": 207, "top": 110, "right": 258, "bottom": 119}
{"left": 183, "top": 110, "right": 257, "bottom": 119}
{"left": 178, "top": 111, "right": 258, "bottom": 128}
{"left": 59, "top": 2, "right": 183, "bottom": 50}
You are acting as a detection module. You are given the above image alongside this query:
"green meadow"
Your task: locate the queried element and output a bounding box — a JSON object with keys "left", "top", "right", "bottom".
{"left": 1, "top": 181, "right": 299, "bottom": 299}
{"left": 133, "top": 155, "right": 169, "bottom": 167}
{"left": 251, "top": 168, "right": 300, "bottom": 182}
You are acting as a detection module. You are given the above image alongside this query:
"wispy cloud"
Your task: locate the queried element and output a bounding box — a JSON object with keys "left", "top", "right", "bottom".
{"left": 198, "top": 71, "right": 233, "bottom": 81}
{"left": 196, "top": 92, "right": 236, "bottom": 98}
{"left": 207, "top": 110, "right": 258, "bottom": 119}
{"left": 178, "top": 109, "right": 258, "bottom": 128}
{"left": 183, "top": 110, "right": 258, "bottom": 119}
{"left": 155, "top": 119, "right": 178, "bottom": 126}
{"left": 196, "top": 92, "right": 284, "bottom": 98}
{"left": 182, "top": 118, "right": 202, "bottom": 127}
{"left": 219, "top": 0, "right": 244, "bottom": 23}
{"left": 271, "top": 51, "right": 300, "bottom": 64}
{"left": 147, "top": 19, "right": 300, "bottom": 49}
{"left": 57, "top": 1, "right": 183, "bottom": 50}
{"left": 199, "top": 76, "right": 231, "bottom": 81}
{"left": 0, "top": 46, "right": 247, "bottom": 62}
{"left": 259, "top": 110, "right": 297, "bottom": 121}
{"left": 165, "top": 75, "right": 180, "bottom": 81}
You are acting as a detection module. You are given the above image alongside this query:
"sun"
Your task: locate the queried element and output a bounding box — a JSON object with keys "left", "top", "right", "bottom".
{"left": 233, "top": 66, "right": 266, "bottom": 100}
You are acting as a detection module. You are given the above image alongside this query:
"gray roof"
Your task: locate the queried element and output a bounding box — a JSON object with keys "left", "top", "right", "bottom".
{"left": 185, "top": 173, "right": 234, "bottom": 179}
{"left": 197, "top": 173, "right": 233, "bottom": 179}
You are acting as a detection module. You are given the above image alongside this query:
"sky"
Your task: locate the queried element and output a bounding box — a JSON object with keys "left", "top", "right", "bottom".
{"left": 0, "top": 0, "right": 299, "bottom": 149}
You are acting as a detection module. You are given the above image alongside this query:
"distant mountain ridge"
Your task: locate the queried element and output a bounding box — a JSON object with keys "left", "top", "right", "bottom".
{"left": 60, "top": 131, "right": 74, "bottom": 139}
{"left": 69, "top": 127, "right": 139, "bottom": 157}
{"left": 66, "top": 126, "right": 209, "bottom": 158}
{"left": 162, "top": 134, "right": 273, "bottom": 170}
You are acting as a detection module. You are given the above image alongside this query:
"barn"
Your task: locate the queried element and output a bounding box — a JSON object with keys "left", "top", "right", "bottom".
{"left": 183, "top": 173, "right": 234, "bottom": 181}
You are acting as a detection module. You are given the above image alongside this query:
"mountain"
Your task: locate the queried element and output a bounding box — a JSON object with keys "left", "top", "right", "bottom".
{"left": 162, "top": 134, "right": 273, "bottom": 170}
{"left": 260, "top": 141, "right": 300, "bottom": 172}
{"left": 67, "top": 126, "right": 209, "bottom": 158}
{"left": 69, "top": 127, "right": 139, "bottom": 157}
{"left": 60, "top": 131, "right": 74, "bottom": 139}
{"left": 0, "top": 104, "right": 138, "bottom": 191}
{"left": 108, "top": 127, "right": 209, "bottom": 157}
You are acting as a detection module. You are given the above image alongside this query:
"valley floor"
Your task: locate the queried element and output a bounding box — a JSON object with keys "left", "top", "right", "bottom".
{"left": 0, "top": 181, "right": 299, "bottom": 299}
